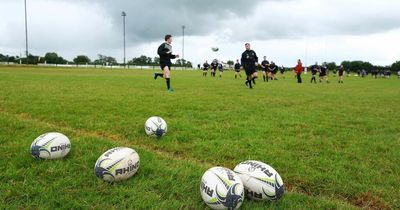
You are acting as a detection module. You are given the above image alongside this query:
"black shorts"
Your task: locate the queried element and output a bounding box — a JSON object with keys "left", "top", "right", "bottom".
{"left": 319, "top": 73, "right": 326, "bottom": 77}
{"left": 339, "top": 73, "right": 344, "bottom": 76}
{"left": 235, "top": 69, "right": 240, "bottom": 72}
{"left": 245, "top": 68, "right": 256, "bottom": 76}
{"left": 160, "top": 63, "right": 171, "bottom": 70}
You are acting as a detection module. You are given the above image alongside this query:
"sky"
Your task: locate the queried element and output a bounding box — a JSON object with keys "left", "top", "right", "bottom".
{"left": 1, "top": 0, "right": 400, "bottom": 66}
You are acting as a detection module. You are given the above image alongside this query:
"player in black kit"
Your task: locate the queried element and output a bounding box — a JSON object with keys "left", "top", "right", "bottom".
{"left": 269, "top": 61, "right": 278, "bottom": 80}
{"left": 310, "top": 62, "right": 319, "bottom": 84}
{"left": 261, "top": 56, "right": 270, "bottom": 82}
{"left": 234, "top": 60, "right": 242, "bottom": 79}
{"left": 319, "top": 64, "right": 329, "bottom": 83}
{"left": 210, "top": 59, "right": 218, "bottom": 77}
{"left": 241, "top": 43, "right": 259, "bottom": 89}
{"left": 203, "top": 61, "right": 210, "bottom": 77}
{"left": 154, "top": 35, "right": 179, "bottom": 92}
{"left": 338, "top": 65, "right": 344, "bottom": 83}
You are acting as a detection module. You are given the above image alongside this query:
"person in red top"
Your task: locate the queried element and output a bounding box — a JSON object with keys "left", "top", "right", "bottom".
{"left": 295, "top": 59, "right": 303, "bottom": 83}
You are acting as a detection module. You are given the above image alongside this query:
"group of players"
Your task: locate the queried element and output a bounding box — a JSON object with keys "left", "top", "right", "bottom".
{"left": 201, "top": 56, "right": 285, "bottom": 82}
{"left": 201, "top": 60, "right": 224, "bottom": 78}
{"left": 309, "top": 63, "right": 345, "bottom": 84}
{"left": 154, "top": 34, "right": 347, "bottom": 92}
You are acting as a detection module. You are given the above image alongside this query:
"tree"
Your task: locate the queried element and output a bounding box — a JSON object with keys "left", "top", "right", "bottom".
{"left": 22, "top": 54, "right": 40, "bottom": 65}
{"left": 153, "top": 57, "right": 160, "bottom": 64}
{"left": 175, "top": 59, "right": 192, "bottom": 68}
{"left": 128, "top": 55, "right": 152, "bottom": 65}
{"left": 340, "top": 61, "right": 373, "bottom": 72}
{"left": 391, "top": 61, "right": 400, "bottom": 72}
{"left": 57, "top": 56, "right": 68, "bottom": 64}
{"left": 324, "top": 62, "right": 337, "bottom": 71}
{"left": 227, "top": 60, "right": 234, "bottom": 68}
{"left": 94, "top": 54, "right": 118, "bottom": 65}
{"left": 341, "top": 61, "right": 351, "bottom": 70}
{"left": 0, "top": 54, "right": 5, "bottom": 62}
{"left": 73, "top": 55, "right": 91, "bottom": 64}
{"left": 44, "top": 52, "right": 59, "bottom": 64}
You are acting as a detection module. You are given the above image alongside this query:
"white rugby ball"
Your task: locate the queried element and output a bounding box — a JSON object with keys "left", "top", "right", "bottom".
{"left": 144, "top": 116, "right": 167, "bottom": 138}
{"left": 200, "top": 167, "right": 244, "bottom": 210}
{"left": 94, "top": 147, "right": 140, "bottom": 182}
{"left": 31, "top": 132, "right": 71, "bottom": 160}
{"left": 211, "top": 47, "right": 219, "bottom": 52}
{"left": 234, "top": 160, "right": 284, "bottom": 201}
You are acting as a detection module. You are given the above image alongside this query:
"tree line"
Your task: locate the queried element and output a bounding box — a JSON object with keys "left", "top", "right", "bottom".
{"left": 0, "top": 53, "right": 193, "bottom": 68}
{"left": 309, "top": 61, "right": 398, "bottom": 72}
{"left": 0, "top": 52, "right": 399, "bottom": 71}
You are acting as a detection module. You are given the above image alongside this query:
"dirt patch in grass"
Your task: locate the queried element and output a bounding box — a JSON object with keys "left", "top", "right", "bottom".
{"left": 351, "top": 192, "right": 388, "bottom": 210}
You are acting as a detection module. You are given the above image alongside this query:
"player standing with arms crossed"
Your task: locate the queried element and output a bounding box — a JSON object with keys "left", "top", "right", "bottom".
{"left": 241, "top": 43, "right": 259, "bottom": 89}
{"left": 154, "top": 35, "right": 179, "bottom": 92}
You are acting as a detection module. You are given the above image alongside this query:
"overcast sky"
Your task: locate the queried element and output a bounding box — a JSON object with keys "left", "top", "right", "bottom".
{"left": 1, "top": 0, "right": 400, "bottom": 66}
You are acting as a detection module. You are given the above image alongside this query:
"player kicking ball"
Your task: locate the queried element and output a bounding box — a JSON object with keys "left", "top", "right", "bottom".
{"left": 154, "top": 34, "right": 179, "bottom": 92}
{"left": 241, "top": 43, "right": 259, "bottom": 89}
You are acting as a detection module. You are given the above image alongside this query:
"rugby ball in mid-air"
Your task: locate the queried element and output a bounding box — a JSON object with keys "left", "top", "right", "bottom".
{"left": 144, "top": 116, "right": 167, "bottom": 138}
{"left": 200, "top": 167, "right": 244, "bottom": 210}
{"left": 234, "top": 160, "right": 284, "bottom": 201}
{"left": 30, "top": 132, "right": 71, "bottom": 160}
{"left": 94, "top": 147, "right": 140, "bottom": 183}
{"left": 211, "top": 47, "right": 219, "bottom": 52}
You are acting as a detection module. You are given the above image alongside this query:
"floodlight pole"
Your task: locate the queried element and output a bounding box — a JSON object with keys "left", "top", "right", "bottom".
{"left": 24, "top": 0, "right": 29, "bottom": 64}
{"left": 122, "top": 11, "right": 127, "bottom": 68}
{"left": 182, "top": 25, "right": 185, "bottom": 68}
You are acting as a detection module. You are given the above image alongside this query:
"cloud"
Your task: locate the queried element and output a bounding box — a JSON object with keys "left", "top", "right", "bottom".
{"left": 93, "top": 0, "right": 266, "bottom": 43}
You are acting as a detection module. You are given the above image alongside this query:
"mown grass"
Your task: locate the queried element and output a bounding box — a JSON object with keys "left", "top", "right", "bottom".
{"left": 0, "top": 65, "right": 399, "bottom": 209}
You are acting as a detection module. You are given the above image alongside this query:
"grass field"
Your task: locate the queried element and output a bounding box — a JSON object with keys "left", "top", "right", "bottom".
{"left": 0, "top": 65, "right": 399, "bottom": 210}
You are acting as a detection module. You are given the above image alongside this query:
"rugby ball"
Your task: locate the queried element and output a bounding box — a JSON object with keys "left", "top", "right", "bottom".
{"left": 234, "top": 160, "right": 284, "bottom": 201}
{"left": 144, "top": 116, "right": 167, "bottom": 138}
{"left": 200, "top": 167, "right": 244, "bottom": 210}
{"left": 30, "top": 132, "right": 71, "bottom": 160}
{"left": 94, "top": 147, "right": 140, "bottom": 182}
{"left": 211, "top": 47, "right": 219, "bottom": 52}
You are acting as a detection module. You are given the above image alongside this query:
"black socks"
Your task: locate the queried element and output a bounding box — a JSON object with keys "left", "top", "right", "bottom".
{"left": 155, "top": 73, "right": 163, "bottom": 79}
{"left": 166, "top": 78, "right": 170, "bottom": 90}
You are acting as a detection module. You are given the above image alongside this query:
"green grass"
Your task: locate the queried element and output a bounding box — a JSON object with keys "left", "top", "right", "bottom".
{"left": 0, "top": 65, "right": 399, "bottom": 210}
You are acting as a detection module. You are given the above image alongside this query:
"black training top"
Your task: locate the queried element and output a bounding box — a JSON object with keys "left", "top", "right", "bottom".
{"left": 211, "top": 62, "right": 218, "bottom": 70}
{"left": 203, "top": 63, "right": 210, "bottom": 70}
{"left": 261, "top": 60, "right": 270, "bottom": 70}
{"left": 311, "top": 65, "right": 319, "bottom": 75}
{"left": 241, "top": 50, "right": 258, "bottom": 70}
{"left": 269, "top": 63, "right": 277, "bottom": 73}
{"left": 234, "top": 63, "right": 241, "bottom": 70}
{"left": 338, "top": 67, "right": 344, "bottom": 74}
{"left": 320, "top": 66, "right": 327, "bottom": 75}
{"left": 157, "top": 42, "right": 177, "bottom": 65}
